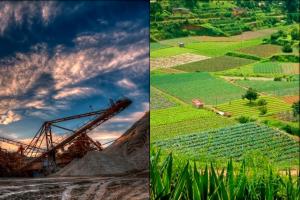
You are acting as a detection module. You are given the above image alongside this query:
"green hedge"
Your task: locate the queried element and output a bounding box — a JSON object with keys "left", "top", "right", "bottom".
{"left": 226, "top": 52, "right": 262, "bottom": 60}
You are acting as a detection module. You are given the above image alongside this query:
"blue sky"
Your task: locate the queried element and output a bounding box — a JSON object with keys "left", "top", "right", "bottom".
{"left": 0, "top": 1, "right": 149, "bottom": 144}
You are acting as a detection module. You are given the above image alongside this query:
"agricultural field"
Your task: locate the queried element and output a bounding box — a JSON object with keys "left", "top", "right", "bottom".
{"left": 217, "top": 96, "right": 291, "bottom": 117}
{"left": 154, "top": 123, "right": 299, "bottom": 165}
{"left": 283, "top": 95, "right": 300, "bottom": 104}
{"left": 151, "top": 67, "right": 186, "bottom": 74}
{"left": 150, "top": 42, "right": 170, "bottom": 51}
{"left": 150, "top": 87, "right": 178, "bottom": 110}
{"left": 174, "top": 55, "right": 255, "bottom": 72}
{"left": 236, "top": 79, "right": 300, "bottom": 96}
{"left": 150, "top": 106, "right": 236, "bottom": 141}
{"left": 253, "top": 62, "right": 299, "bottom": 75}
{"left": 150, "top": 53, "right": 209, "bottom": 69}
{"left": 151, "top": 72, "right": 245, "bottom": 105}
{"left": 150, "top": 47, "right": 196, "bottom": 58}
{"left": 238, "top": 44, "right": 282, "bottom": 58}
{"left": 184, "top": 39, "right": 262, "bottom": 57}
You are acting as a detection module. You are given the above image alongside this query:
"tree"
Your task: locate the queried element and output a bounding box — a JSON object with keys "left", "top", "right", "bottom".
{"left": 242, "top": 88, "right": 259, "bottom": 103}
{"left": 185, "top": 0, "right": 198, "bottom": 9}
{"left": 285, "top": 0, "right": 299, "bottom": 13}
{"left": 292, "top": 101, "right": 300, "bottom": 117}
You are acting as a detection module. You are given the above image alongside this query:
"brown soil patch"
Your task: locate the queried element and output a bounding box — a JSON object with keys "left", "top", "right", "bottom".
{"left": 194, "top": 28, "right": 277, "bottom": 42}
{"left": 283, "top": 96, "right": 300, "bottom": 104}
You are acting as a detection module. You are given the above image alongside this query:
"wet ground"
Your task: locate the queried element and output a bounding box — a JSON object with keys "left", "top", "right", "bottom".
{"left": 0, "top": 176, "right": 149, "bottom": 200}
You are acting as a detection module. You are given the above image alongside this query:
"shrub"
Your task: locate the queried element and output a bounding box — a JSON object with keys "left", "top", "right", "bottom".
{"left": 259, "top": 106, "right": 268, "bottom": 115}
{"left": 270, "top": 55, "right": 299, "bottom": 62}
{"left": 282, "top": 43, "right": 293, "bottom": 53}
{"left": 236, "top": 116, "right": 256, "bottom": 123}
{"left": 257, "top": 99, "right": 267, "bottom": 106}
{"left": 226, "top": 52, "right": 261, "bottom": 61}
{"left": 291, "top": 27, "right": 300, "bottom": 40}
{"left": 292, "top": 101, "right": 300, "bottom": 117}
{"left": 274, "top": 77, "right": 282, "bottom": 81}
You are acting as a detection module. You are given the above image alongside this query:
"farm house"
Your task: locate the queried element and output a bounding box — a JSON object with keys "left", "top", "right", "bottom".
{"left": 192, "top": 99, "right": 204, "bottom": 109}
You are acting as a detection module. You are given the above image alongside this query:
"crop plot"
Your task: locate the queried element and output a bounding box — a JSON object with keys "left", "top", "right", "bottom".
{"left": 281, "top": 63, "right": 300, "bottom": 74}
{"left": 238, "top": 44, "right": 282, "bottom": 58}
{"left": 184, "top": 39, "right": 261, "bottom": 56}
{"left": 174, "top": 56, "right": 255, "bottom": 72}
{"left": 195, "top": 28, "right": 277, "bottom": 42}
{"left": 253, "top": 62, "right": 299, "bottom": 75}
{"left": 236, "top": 79, "right": 300, "bottom": 96}
{"left": 154, "top": 123, "right": 299, "bottom": 164}
{"left": 150, "top": 53, "right": 209, "bottom": 69}
{"left": 154, "top": 68, "right": 186, "bottom": 74}
{"left": 217, "top": 96, "right": 291, "bottom": 117}
{"left": 151, "top": 72, "right": 245, "bottom": 105}
{"left": 282, "top": 96, "right": 300, "bottom": 104}
{"left": 150, "top": 87, "right": 178, "bottom": 110}
{"left": 150, "top": 106, "right": 236, "bottom": 141}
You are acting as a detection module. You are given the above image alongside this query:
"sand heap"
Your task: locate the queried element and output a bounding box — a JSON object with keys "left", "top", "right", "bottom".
{"left": 55, "top": 112, "right": 149, "bottom": 176}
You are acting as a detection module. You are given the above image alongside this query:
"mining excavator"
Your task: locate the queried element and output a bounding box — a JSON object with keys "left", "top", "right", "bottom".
{"left": 0, "top": 98, "right": 131, "bottom": 176}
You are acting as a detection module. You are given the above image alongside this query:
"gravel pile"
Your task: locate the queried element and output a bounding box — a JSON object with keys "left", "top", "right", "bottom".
{"left": 55, "top": 113, "right": 149, "bottom": 177}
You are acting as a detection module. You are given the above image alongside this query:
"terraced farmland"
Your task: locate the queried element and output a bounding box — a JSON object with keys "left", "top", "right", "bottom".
{"left": 217, "top": 96, "right": 291, "bottom": 117}
{"left": 154, "top": 123, "right": 299, "bottom": 164}
{"left": 236, "top": 79, "right": 300, "bottom": 96}
{"left": 150, "top": 87, "right": 178, "bottom": 110}
{"left": 151, "top": 72, "right": 245, "bottom": 105}
{"left": 150, "top": 106, "right": 236, "bottom": 141}
{"left": 238, "top": 44, "right": 282, "bottom": 58}
{"left": 174, "top": 56, "right": 255, "bottom": 72}
{"left": 253, "top": 62, "right": 299, "bottom": 75}
{"left": 184, "top": 39, "right": 262, "bottom": 56}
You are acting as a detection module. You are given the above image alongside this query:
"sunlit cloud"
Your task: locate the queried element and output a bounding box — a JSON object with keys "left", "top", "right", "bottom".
{"left": 0, "top": 110, "right": 21, "bottom": 125}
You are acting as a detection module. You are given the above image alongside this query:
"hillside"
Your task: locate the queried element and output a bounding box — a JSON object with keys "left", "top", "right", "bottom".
{"left": 55, "top": 112, "right": 149, "bottom": 176}
{"left": 150, "top": 0, "right": 299, "bottom": 41}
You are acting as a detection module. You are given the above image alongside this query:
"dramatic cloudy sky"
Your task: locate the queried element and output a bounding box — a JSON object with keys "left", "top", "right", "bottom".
{"left": 0, "top": 1, "right": 149, "bottom": 146}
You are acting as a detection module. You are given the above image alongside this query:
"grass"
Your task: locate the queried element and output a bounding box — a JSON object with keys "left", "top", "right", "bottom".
{"left": 236, "top": 79, "right": 300, "bottom": 96}
{"left": 151, "top": 151, "right": 300, "bottom": 200}
{"left": 150, "top": 42, "right": 171, "bottom": 51}
{"left": 238, "top": 44, "right": 282, "bottom": 58}
{"left": 253, "top": 62, "right": 300, "bottom": 75}
{"left": 150, "top": 87, "right": 179, "bottom": 110}
{"left": 159, "top": 37, "right": 200, "bottom": 46}
{"left": 150, "top": 106, "right": 236, "bottom": 141}
{"left": 153, "top": 123, "right": 300, "bottom": 165}
{"left": 151, "top": 72, "right": 245, "bottom": 105}
{"left": 217, "top": 96, "right": 291, "bottom": 117}
{"left": 174, "top": 56, "right": 255, "bottom": 72}
{"left": 184, "top": 38, "right": 262, "bottom": 57}
{"left": 150, "top": 47, "right": 196, "bottom": 58}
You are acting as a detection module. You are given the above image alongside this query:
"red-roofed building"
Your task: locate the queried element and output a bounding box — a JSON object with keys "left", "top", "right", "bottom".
{"left": 192, "top": 99, "right": 204, "bottom": 109}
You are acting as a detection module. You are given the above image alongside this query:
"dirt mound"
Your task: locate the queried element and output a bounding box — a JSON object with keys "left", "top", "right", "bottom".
{"left": 55, "top": 112, "right": 149, "bottom": 177}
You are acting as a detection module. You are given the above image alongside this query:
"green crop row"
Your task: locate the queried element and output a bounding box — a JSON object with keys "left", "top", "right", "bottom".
{"left": 153, "top": 123, "right": 299, "bottom": 165}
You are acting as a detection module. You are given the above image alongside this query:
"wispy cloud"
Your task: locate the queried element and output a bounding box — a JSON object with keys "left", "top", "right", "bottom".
{"left": 0, "top": 2, "right": 61, "bottom": 35}
{"left": 54, "top": 87, "right": 99, "bottom": 100}
{"left": 117, "top": 78, "right": 136, "bottom": 89}
{"left": 0, "top": 110, "right": 21, "bottom": 125}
